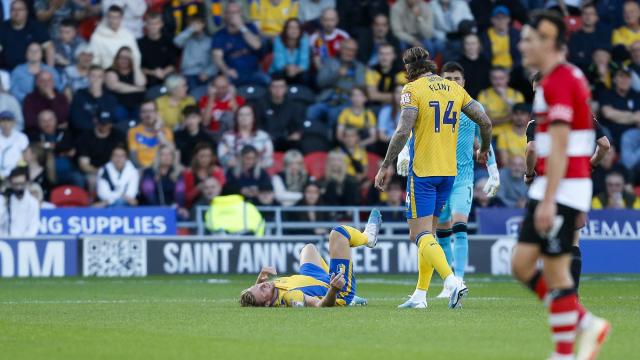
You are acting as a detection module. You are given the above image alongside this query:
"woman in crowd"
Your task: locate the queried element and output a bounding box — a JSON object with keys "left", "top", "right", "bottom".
{"left": 140, "top": 143, "right": 181, "bottom": 205}
{"left": 285, "top": 180, "right": 331, "bottom": 235}
{"left": 155, "top": 74, "right": 196, "bottom": 129}
{"left": 24, "top": 144, "right": 54, "bottom": 199}
{"left": 269, "top": 18, "right": 310, "bottom": 85}
{"left": 272, "top": 149, "right": 309, "bottom": 206}
{"left": 320, "top": 150, "right": 361, "bottom": 206}
{"left": 10, "top": 42, "right": 62, "bottom": 102}
{"left": 105, "top": 46, "right": 146, "bottom": 123}
{"left": 96, "top": 145, "right": 140, "bottom": 207}
{"left": 177, "top": 142, "right": 225, "bottom": 209}
{"left": 377, "top": 85, "right": 402, "bottom": 145}
{"left": 223, "top": 145, "right": 271, "bottom": 203}
{"left": 217, "top": 105, "right": 273, "bottom": 169}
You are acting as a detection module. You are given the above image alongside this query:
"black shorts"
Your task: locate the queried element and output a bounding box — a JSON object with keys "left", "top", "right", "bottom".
{"left": 518, "top": 200, "right": 580, "bottom": 256}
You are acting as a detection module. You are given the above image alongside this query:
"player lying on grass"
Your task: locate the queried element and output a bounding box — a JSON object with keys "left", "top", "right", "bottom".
{"left": 239, "top": 210, "right": 382, "bottom": 307}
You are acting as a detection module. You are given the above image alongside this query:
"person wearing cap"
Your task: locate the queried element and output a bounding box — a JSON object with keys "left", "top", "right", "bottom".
{"left": 0, "top": 110, "right": 29, "bottom": 179}
{"left": 600, "top": 66, "right": 640, "bottom": 148}
{"left": 69, "top": 65, "right": 118, "bottom": 134}
{"left": 53, "top": 19, "right": 87, "bottom": 71}
{"left": 62, "top": 43, "right": 94, "bottom": 93}
{"left": 496, "top": 102, "right": 529, "bottom": 165}
{"left": 480, "top": 5, "right": 521, "bottom": 70}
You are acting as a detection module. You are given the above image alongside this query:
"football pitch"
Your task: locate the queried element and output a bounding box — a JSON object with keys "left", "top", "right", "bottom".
{"left": 1, "top": 275, "right": 638, "bottom": 360}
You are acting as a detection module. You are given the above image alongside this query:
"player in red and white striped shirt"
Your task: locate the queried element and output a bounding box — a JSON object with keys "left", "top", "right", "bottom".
{"left": 511, "top": 11, "right": 610, "bottom": 360}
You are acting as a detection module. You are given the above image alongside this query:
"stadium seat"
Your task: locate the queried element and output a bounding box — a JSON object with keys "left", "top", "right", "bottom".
{"left": 366, "top": 152, "right": 382, "bottom": 182}
{"left": 287, "top": 85, "right": 316, "bottom": 104}
{"left": 304, "top": 151, "right": 328, "bottom": 179}
{"left": 237, "top": 85, "right": 266, "bottom": 102}
{"left": 189, "top": 85, "right": 208, "bottom": 101}
{"left": 50, "top": 186, "right": 90, "bottom": 207}
{"left": 267, "top": 151, "right": 286, "bottom": 176}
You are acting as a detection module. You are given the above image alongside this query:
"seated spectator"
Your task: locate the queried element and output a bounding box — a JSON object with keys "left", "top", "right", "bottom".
{"left": 105, "top": 46, "right": 147, "bottom": 123}
{"left": 211, "top": 2, "right": 267, "bottom": 86}
{"left": 320, "top": 150, "right": 360, "bottom": 206}
{"left": 298, "top": 0, "right": 335, "bottom": 25}
{"left": 286, "top": 181, "right": 331, "bottom": 234}
{"left": 141, "top": 143, "right": 181, "bottom": 205}
{"left": 628, "top": 41, "right": 640, "bottom": 92}
{"left": 592, "top": 145, "right": 629, "bottom": 195}
{"left": 469, "top": 177, "right": 504, "bottom": 222}
{"left": 477, "top": 66, "right": 524, "bottom": 139}
{"left": 155, "top": 74, "right": 196, "bottom": 129}
{"left": 336, "top": 0, "right": 388, "bottom": 36}
{"left": 204, "top": 192, "right": 265, "bottom": 236}
{"left": 23, "top": 70, "right": 70, "bottom": 137}
{"left": 390, "top": 0, "right": 443, "bottom": 60}
{"left": 0, "top": 0, "right": 52, "bottom": 71}
{"left": 162, "top": 0, "right": 207, "bottom": 37}
{"left": 272, "top": 149, "right": 309, "bottom": 206}
{"left": 430, "top": 0, "right": 474, "bottom": 59}
{"left": 0, "top": 167, "right": 41, "bottom": 237}
{"left": 336, "top": 87, "right": 376, "bottom": 148}
{"left": 337, "top": 126, "right": 368, "bottom": 182}
{"left": 90, "top": 5, "right": 142, "bottom": 71}
{"left": 356, "top": 13, "right": 401, "bottom": 67}
{"left": 199, "top": 74, "right": 246, "bottom": 134}
{"left": 497, "top": 103, "right": 529, "bottom": 165}
{"left": 223, "top": 145, "right": 271, "bottom": 203}
{"left": 96, "top": 145, "right": 140, "bottom": 207}
{"left": 366, "top": 44, "right": 404, "bottom": 106}
{"left": 621, "top": 120, "right": 640, "bottom": 173}
{"left": 24, "top": 144, "right": 54, "bottom": 199}
{"left": 63, "top": 44, "right": 94, "bottom": 93}
{"left": 0, "top": 79, "right": 24, "bottom": 131}
{"left": 592, "top": 172, "right": 640, "bottom": 209}
{"left": 249, "top": 0, "right": 299, "bottom": 39}
{"left": 309, "top": 8, "right": 350, "bottom": 69}
{"left": 457, "top": 33, "right": 491, "bottom": 98}
{"left": 377, "top": 85, "right": 402, "bottom": 145}
{"left": 187, "top": 176, "right": 222, "bottom": 220}
{"left": 497, "top": 155, "right": 528, "bottom": 209}
{"left": 178, "top": 142, "right": 226, "bottom": 209}
{"left": 138, "top": 12, "right": 177, "bottom": 88}
{"left": 586, "top": 47, "right": 618, "bottom": 99}
{"left": 10, "top": 42, "right": 62, "bottom": 102}
{"left": 481, "top": 6, "right": 520, "bottom": 69}
{"left": 377, "top": 176, "right": 406, "bottom": 223}
{"left": 599, "top": 67, "right": 640, "bottom": 147}
{"left": 174, "top": 14, "right": 217, "bottom": 90}
{"left": 218, "top": 105, "right": 274, "bottom": 168}
{"left": 270, "top": 18, "right": 310, "bottom": 85}
{"left": 0, "top": 111, "right": 29, "bottom": 179}
{"left": 103, "top": 0, "right": 147, "bottom": 37}
{"left": 255, "top": 182, "right": 281, "bottom": 215}
{"left": 53, "top": 19, "right": 86, "bottom": 71}
{"left": 568, "top": 3, "right": 612, "bottom": 73}
{"left": 174, "top": 105, "right": 216, "bottom": 167}
{"left": 612, "top": 0, "right": 640, "bottom": 50}
{"left": 127, "top": 100, "right": 174, "bottom": 168}
{"left": 70, "top": 66, "right": 118, "bottom": 134}
{"left": 253, "top": 75, "right": 304, "bottom": 151}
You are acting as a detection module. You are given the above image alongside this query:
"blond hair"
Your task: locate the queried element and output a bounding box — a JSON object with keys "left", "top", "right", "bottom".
{"left": 239, "top": 289, "right": 258, "bottom": 307}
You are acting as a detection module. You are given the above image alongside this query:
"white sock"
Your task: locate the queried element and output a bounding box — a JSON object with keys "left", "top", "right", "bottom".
{"left": 578, "top": 312, "right": 594, "bottom": 331}
{"left": 409, "top": 289, "right": 427, "bottom": 303}
{"left": 444, "top": 275, "right": 459, "bottom": 291}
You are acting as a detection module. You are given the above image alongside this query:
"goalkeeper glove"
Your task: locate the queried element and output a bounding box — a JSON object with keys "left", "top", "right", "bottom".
{"left": 483, "top": 163, "right": 500, "bottom": 198}
{"left": 396, "top": 146, "right": 410, "bottom": 177}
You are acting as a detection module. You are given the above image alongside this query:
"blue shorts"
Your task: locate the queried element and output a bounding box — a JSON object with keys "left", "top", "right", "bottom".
{"left": 299, "top": 263, "right": 331, "bottom": 283}
{"left": 406, "top": 175, "right": 455, "bottom": 219}
{"left": 439, "top": 180, "right": 474, "bottom": 223}
{"left": 299, "top": 262, "right": 356, "bottom": 305}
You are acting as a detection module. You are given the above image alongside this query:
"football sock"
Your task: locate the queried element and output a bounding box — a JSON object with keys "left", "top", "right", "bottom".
{"left": 333, "top": 225, "right": 368, "bottom": 248}
{"left": 415, "top": 231, "right": 436, "bottom": 292}
{"left": 527, "top": 270, "right": 548, "bottom": 301}
{"left": 417, "top": 231, "right": 453, "bottom": 282}
{"left": 570, "top": 246, "right": 582, "bottom": 291}
{"left": 548, "top": 289, "right": 579, "bottom": 359}
{"left": 319, "top": 256, "right": 329, "bottom": 273}
{"left": 329, "top": 258, "right": 352, "bottom": 293}
{"left": 452, "top": 222, "right": 468, "bottom": 280}
{"left": 436, "top": 228, "right": 453, "bottom": 266}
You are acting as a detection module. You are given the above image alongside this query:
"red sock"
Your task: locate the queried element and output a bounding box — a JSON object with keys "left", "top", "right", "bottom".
{"left": 527, "top": 270, "right": 548, "bottom": 301}
{"left": 549, "top": 289, "right": 579, "bottom": 357}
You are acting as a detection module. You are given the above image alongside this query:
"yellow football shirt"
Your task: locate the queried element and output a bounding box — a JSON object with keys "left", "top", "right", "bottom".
{"left": 477, "top": 87, "right": 524, "bottom": 137}
{"left": 612, "top": 26, "right": 640, "bottom": 48}
{"left": 496, "top": 127, "right": 526, "bottom": 160}
{"left": 340, "top": 145, "right": 368, "bottom": 176}
{"left": 271, "top": 275, "right": 328, "bottom": 307}
{"left": 127, "top": 125, "right": 174, "bottom": 168}
{"left": 400, "top": 74, "right": 473, "bottom": 177}
{"left": 487, "top": 27, "right": 512, "bottom": 68}
{"left": 250, "top": 0, "right": 298, "bottom": 37}
{"left": 337, "top": 108, "right": 377, "bottom": 129}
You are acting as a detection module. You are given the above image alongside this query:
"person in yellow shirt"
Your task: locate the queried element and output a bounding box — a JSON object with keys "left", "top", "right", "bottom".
{"left": 128, "top": 100, "right": 175, "bottom": 168}
{"left": 338, "top": 126, "right": 368, "bottom": 181}
{"left": 592, "top": 172, "right": 640, "bottom": 209}
{"left": 155, "top": 74, "right": 196, "bottom": 129}
{"left": 365, "top": 43, "right": 406, "bottom": 106}
{"left": 612, "top": 0, "right": 640, "bottom": 48}
{"left": 249, "top": 0, "right": 299, "bottom": 39}
{"left": 482, "top": 6, "right": 521, "bottom": 69}
{"left": 497, "top": 102, "right": 529, "bottom": 165}
{"left": 477, "top": 66, "right": 524, "bottom": 139}
{"left": 336, "top": 87, "right": 377, "bottom": 147}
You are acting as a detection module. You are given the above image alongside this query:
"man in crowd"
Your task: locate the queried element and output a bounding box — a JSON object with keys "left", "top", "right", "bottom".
{"left": 568, "top": 2, "right": 612, "bottom": 73}
{"left": 23, "top": 70, "right": 69, "bottom": 137}
{"left": 309, "top": 8, "right": 350, "bottom": 69}
{"left": 127, "top": 100, "right": 174, "bottom": 168}
{"left": 70, "top": 65, "right": 117, "bottom": 134}
{"left": 0, "top": 0, "right": 53, "bottom": 70}
{"left": 496, "top": 155, "right": 527, "bottom": 209}
{"left": 481, "top": 6, "right": 520, "bottom": 69}
{"left": 0, "top": 167, "right": 40, "bottom": 237}
{"left": 0, "top": 111, "right": 29, "bottom": 179}
{"left": 599, "top": 67, "right": 640, "bottom": 147}
{"left": 138, "top": 12, "right": 177, "bottom": 88}
{"left": 90, "top": 5, "right": 141, "bottom": 72}
{"left": 356, "top": 14, "right": 401, "bottom": 67}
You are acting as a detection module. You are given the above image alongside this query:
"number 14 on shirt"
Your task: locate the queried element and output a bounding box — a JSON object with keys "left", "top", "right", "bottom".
{"left": 429, "top": 100, "right": 457, "bottom": 133}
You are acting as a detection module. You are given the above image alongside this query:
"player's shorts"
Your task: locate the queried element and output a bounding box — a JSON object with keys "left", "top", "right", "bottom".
{"left": 439, "top": 180, "right": 474, "bottom": 223}
{"left": 406, "top": 175, "right": 455, "bottom": 219}
{"left": 518, "top": 200, "right": 580, "bottom": 256}
{"left": 299, "top": 261, "right": 356, "bottom": 306}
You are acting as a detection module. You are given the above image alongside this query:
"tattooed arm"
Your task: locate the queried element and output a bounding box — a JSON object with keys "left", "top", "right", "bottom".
{"left": 375, "top": 108, "right": 417, "bottom": 190}
{"left": 462, "top": 100, "right": 493, "bottom": 156}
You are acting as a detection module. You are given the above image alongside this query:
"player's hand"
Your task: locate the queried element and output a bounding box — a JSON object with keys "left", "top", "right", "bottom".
{"left": 374, "top": 166, "right": 392, "bottom": 191}
{"left": 329, "top": 269, "right": 345, "bottom": 291}
{"left": 524, "top": 171, "right": 536, "bottom": 185}
{"left": 260, "top": 266, "right": 277, "bottom": 276}
{"left": 483, "top": 164, "right": 500, "bottom": 198}
{"left": 534, "top": 200, "right": 557, "bottom": 236}
{"left": 396, "top": 146, "right": 410, "bottom": 177}
{"left": 476, "top": 149, "right": 489, "bottom": 165}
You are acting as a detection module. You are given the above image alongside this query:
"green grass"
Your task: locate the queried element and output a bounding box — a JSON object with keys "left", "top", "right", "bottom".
{"left": 0, "top": 275, "right": 638, "bottom": 360}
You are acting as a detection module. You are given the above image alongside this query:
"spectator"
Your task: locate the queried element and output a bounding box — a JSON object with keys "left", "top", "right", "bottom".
{"left": 0, "top": 0, "right": 53, "bottom": 70}
{"left": 10, "top": 42, "right": 62, "bottom": 102}
{"left": 0, "top": 111, "right": 28, "bottom": 179}
{"left": 218, "top": 105, "right": 274, "bottom": 168}
{"left": 53, "top": 19, "right": 86, "bottom": 71}
{"left": 204, "top": 192, "right": 265, "bottom": 236}
{"left": 70, "top": 66, "right": 118, "bottom": 134}
{"left": 177, "top": 142, "right": 225, "bottom": 209}
{"left": 174, "top": 14, "right": 217, "bottom": 90}
{"left": 336, "top": 87, "right": 376, "bottom": 148}
{"left": 0, "top": 79, "right": 23, "bottom": 131}
{"left": 430, "top": 0, "right": 474, "bottom": 58}
{"left": 469, "top": 177, "right": 504, "bottom": 222}
{"left": 63, "top": 44, "right": 94, "bottom": 93}
{"left": 481, "top": 6, "right": 520, "bottom": 69}
{"left": 629, "top": 41, "right": 640, "bottom": 92}
{"left": 155, "top": 74, "right": 196, "bottom": 129}
{"left": 249, "top": 0, "right": 299, "bottom": 39}
{"left": 96, "top": 145, "right": 139, "bottom": 207}
{"left": 211, "top": 2, "right": 267, "bottom": 86}
{"left": 255, "top": 182, "right": 281, "bottom": 215}
{"left": 320, "top": 150, "right": 360, "bottom": 206}
{"left": 586, "top": 47, "right": 618, "bottom": 99}
{"left": 0, "top": 167, "right": 40, "bottom": 237}
{"left": 162, "top": 0, "right": 207, "bottom": 37}
{"left": 391, "top": 0, "right": 443, "bottom": 60}
{"left": 599, "top": 67, "right": 640, "bottom": 147}
{"left": 188, "top": 176, "right": 222, "bottom": 220}
{"left": 272, "top": 149, "right": 308, "bottom": 206}
{"left": 174, "top": 105, "right": 216, "bottom": 167}
{"left": 270, "top": 18, "right": 310, "bottom": 85}
{"left": 223, "top": 145, "right": 272, "bottom": 203}
{"left": 377, "top": 85, "right": 403, "bottom": 145}
{"left": 497, "top": 155, "right": 528, "bottom": 208}
{"left": 89, "top": 5, "right": 142, "bottom": 72}
{"left": 477, "top": 66, "right": 524, "bottom": 139}
{"left": 568, "top": 3, "right": 612, "bottom": 73}
{"left": 592, "top": 171, "right": 640, "bottom": 209}
{"left": 127, "top": 100, "right": 174, "bottom": 168}
{"left": 377, "top": 176, "right": 406, "bottom": 223}
{"left": 596, "top": 0, "right": 626, "bottom": 30}
{"left": 469, "top": 0, "right": 528, "bottom": 33}
{"left": 298, "top": 0, "right": 335, "bottom": 24}
{"left": 35, "top": 0, "right": 81, "bottom": 39}
{"left": 457, "top": 33, "right": 491, "bottom": 98}
{"left": 309, "top": 8, "right": 350, "bottom": 69}
{"left": 621, "top": 121, "right": 640, "bottom": 173}
{"left": 101, "top": 0, "right": 147, "bottom": 39}
{"left": 24, "top": 144, "right": 54, "bottom": 199}
{"left": 253, "top": 75, "right": 304, "bottom": 151}
{"left": 497, "top": 102, "right": 529, "bottom": 165}
{"left": 286, "top": 180, "right": 331, "bottom": 235}
{"left": 338, "top": 126, "right": 368, "bottom": 183}
{"left": 612, "top": 0, "right": 640, "bottom": 50}
{"left": 140, "top": 143, "right": 181, "bottom": 205}
{"left": 23, "top": 70, "right": 70, "bottom": 138}
{"left": 365, "top": 43, "right": 404, "bottom": 106}
{"left": 592, "top": 145, "right": 629, "bottom": 195}
{"left": 336, "top": 0, "right": 388, "bottom": 37}
{"left": 200, "top": 74, "right": 245, "bottom": 133}
{"left": 356, "top": 13, "right": 401, "bottom": 67}
{"left": 105, "top": 46, "right": 146, "bottom": 123}
{"left": 138, "top": 12, "right": 177, "bottom": 88}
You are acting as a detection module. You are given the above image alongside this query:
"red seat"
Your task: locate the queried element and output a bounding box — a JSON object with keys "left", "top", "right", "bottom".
{"left": 50, "top": 186, "right": 90, "bottom": 207}
{"left": 304, "top": 151, "right": 328, "bottom": 179}
{"left": 267, "top": 151, "right": 286, "bottom": 176}
{"left": 366, "top": 152, "right": 382, "bottom": 182}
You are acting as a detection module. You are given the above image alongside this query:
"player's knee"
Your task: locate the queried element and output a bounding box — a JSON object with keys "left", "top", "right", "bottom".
{"left": 452, "top": 222, "right": 467, "bottom": 234}
{"left": 330, "top": 226, "right": 351, "bottom": 243}
{"left": 300, "top": 243, "right": 318, "bottom": 255}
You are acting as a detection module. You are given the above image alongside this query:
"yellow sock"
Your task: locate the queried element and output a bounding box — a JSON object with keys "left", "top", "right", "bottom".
{"left": 334, "top": 225, "right": 369, "bottom": 248}
{"left": 417, "top": 244, "right": 434, "bottom": 291}
{"left": 319, "top": 256, "right": 329, "bottom": 273}
{"left": 416, "top": 233, "right": 453, "bottom": 290}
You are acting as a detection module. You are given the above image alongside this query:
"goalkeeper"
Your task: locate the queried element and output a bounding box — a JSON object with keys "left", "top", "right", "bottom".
{"left": 397, "top": 62, "right": 499, "bottom": 298}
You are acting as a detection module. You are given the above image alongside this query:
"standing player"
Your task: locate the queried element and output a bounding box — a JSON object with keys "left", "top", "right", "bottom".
{"left": 513, "top": 11, "right": 610, "bottom": 360}
{"left": 374, "top": 47, "right": 493, "bottom": 309}
{"left": 396, "top": 62, "right": 501, "bottom": 299}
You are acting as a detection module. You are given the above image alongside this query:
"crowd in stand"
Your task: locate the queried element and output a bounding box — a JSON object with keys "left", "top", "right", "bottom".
{"left": 0, "top": 0, "right": 639, "bottom": 232}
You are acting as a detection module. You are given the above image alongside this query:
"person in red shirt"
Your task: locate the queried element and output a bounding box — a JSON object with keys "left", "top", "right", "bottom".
{"left": 309, "top": 8, "right": 350, "bottom": 69}
{"left": 512, "top": 11, "right": 610, "bottom": 360}
{"left": 198, "top": 74, "right": 245, "bottom": 133}
{"left": 177, "top": 142, "right": 225, "bottom": 209}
